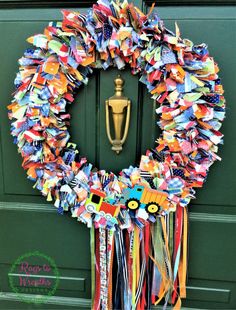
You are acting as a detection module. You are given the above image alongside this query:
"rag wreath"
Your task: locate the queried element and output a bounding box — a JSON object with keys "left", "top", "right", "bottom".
{"left": 8, "top": 0, "right": 225, "bottom": 309}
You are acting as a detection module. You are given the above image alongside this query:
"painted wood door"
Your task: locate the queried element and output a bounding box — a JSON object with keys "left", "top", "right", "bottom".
{"left": 0, "top": 0, "right": 235, "bottom": 309}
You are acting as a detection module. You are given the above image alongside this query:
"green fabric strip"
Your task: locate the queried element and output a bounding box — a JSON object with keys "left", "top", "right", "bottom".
{"left": 90, "top": 226, "right": 95, "bottom": 307}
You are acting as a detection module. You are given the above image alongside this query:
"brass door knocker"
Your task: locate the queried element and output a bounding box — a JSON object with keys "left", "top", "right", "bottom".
{"left": 105, "top": 75, "right": 131, "bottom": 154}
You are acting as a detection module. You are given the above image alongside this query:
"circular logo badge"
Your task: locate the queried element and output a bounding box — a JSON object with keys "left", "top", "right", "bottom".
{"left": 8, "top": 251, "right": 59, "bottom": 304}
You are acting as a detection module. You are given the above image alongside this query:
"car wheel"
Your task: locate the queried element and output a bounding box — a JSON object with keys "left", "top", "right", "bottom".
{"left": 86, "top": 204, "right": 95, "bottom": 213}
{"left": 126, "top": 198, "right": 140, "bottom": 210}
{"left": 145, "top": 202, "right": 160, "bottom": 214}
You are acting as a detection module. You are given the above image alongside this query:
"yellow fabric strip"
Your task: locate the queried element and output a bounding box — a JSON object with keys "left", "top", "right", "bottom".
{"left": 173, "top": 296, "right": 182, "bottom": 310}
{"left": 147, "top": 2, "right": 155, "bottom": 17}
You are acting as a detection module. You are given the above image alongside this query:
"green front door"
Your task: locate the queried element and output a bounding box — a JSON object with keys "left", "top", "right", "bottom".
{"left": 0, "top": 1, "right": 235, "bottom": 309}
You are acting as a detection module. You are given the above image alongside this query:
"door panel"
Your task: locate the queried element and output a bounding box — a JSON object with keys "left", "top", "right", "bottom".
{"left": 0, "top": 6, "right": 94, "bottom": 309}
{"left": 147, "top": 4, "right": 236, "bottom": 309}
{"left": 0, "top": 1, "right": 235, "bottom": 309}
{"left": 0, "top": 207, "right": 91, "bottom": 300}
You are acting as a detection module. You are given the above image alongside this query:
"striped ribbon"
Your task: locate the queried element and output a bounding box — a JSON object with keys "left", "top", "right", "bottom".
{"left": 99, "top": 228, "right": 108, "bottom": 309}
{"left": 135, "top": 231, "right": 146, "bottom": 309}
{"left": 107, "top": 229, "right": 114, "bottom": 310}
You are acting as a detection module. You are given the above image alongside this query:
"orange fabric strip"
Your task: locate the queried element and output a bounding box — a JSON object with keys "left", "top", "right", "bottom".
{"left": 147, "top": 2, "right": 155, "bottom": 17}
{"left": 178, "top": 207, "right": 188, "bottom": 298}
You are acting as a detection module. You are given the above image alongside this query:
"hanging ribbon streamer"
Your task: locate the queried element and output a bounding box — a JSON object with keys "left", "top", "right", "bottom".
{"left": 91, "top": 226, "right": 96, "bottom": 308}
{"left": 93, "top": 207, "right": 188, "bottom": 309}
{"left": 107, "top": 229, "right": 115, "bottom": 310}
{"left": 93, "top": 229, "right": 101, "bottom": 310}
{"left": 99, "top": 228, "right": 108, "bottom": 309}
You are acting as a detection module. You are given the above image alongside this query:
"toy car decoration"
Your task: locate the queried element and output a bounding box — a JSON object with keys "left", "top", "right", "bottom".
{"left": 119, "top": 185, "right": 170, "bottom": 220}
{"left": 85, "top": 188, "right": 120, "bottom": 221}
